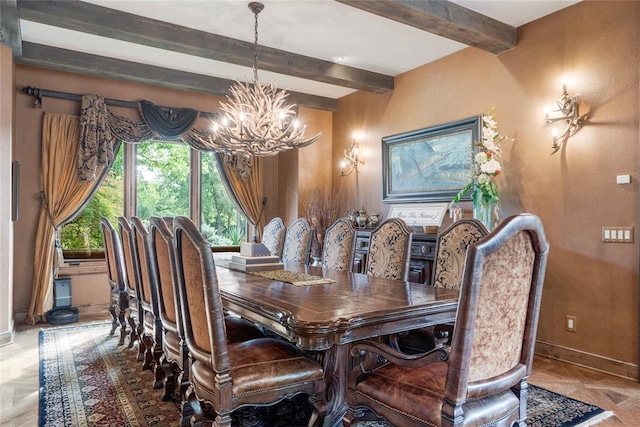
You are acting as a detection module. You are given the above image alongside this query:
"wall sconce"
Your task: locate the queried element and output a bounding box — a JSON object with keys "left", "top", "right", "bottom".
{"left": 340, "top": 133, "right": 364, "bottom": 177}
{"left": 544, "top": 78, "right": 583, "bottom": 153}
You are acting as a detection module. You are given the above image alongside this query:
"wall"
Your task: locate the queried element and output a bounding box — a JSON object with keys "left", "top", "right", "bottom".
{"left": 0, "top": 45, "right": 15, "bottom": 345}
{"left": 333, "top": 1, "right": 640, "bottom": 377}
{"left": 11, "top": 66, "right": 332, "bottom": 320}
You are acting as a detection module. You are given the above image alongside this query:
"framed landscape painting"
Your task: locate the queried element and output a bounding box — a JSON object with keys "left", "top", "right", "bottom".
{"left": 382, "top": 116, "right": 481, "bottom": 203}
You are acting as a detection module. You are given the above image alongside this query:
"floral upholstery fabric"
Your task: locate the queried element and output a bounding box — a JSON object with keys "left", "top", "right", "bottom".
{"left": 365, "top": 218, "right": 411, "bottom": 280}
{"left": 433, "top": 220, "right": 488, "bottom": 289}
{"left": 469, "top": 231, "right": 535, "bottom": 382}
{"left": 322, "top": 218, "right": 356, "bottom": 271}
{"left": 262, "top": 217, "right": 286, "bottom": 258}
{"left": 282, "top": 218, "right": 312, "bottom": 265}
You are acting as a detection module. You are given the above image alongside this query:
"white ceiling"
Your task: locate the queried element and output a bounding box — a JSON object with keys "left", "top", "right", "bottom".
{"left": 18, "top": 0, "right": 581, "bottom": 99}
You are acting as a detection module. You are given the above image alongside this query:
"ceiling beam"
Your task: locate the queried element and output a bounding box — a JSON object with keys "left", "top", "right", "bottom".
{"left": 0, "top": 0, "right": 22, "bottom": 55}
{"left": 335, "top": 0, "right": 516, "bottom": 55}
{"left": 17, "top": 42, "right": 337, "bottom": 112}
{"left": 17, "top": 0, "right": 394, "bottom": 94}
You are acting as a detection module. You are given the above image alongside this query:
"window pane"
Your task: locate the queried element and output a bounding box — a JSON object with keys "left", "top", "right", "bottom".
{"left": 201, "top": 153, "right": 247, "bottom": 245}
{"left": 136, "top": 142, "right": 190, "bottom": 219}
{"left": 61, "top": 145, "right": 124, "bottom": 257}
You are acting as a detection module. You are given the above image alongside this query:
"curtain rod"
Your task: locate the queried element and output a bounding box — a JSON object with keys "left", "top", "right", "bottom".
{"left": 22, "top": 86, "right": 218, "bottom": 119}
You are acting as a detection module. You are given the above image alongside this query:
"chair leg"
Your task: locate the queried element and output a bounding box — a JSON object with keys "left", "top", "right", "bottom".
{"left": 308, "top": 394, "right": 327, "bottom": 427}
{"left": 152, "top": 324, "right": 165, "bottom": 389}
{"left": 117, "top": 301, "right": 128, "bottom": 346}
{"left": 142, "top": 333, "right": 154, "bottom": 370}
{"left": 186, "top": 385, "right": 205, "bottom": 427}
{"left": 108, "top": 300, "right": 118, "bottom": 336}
{"left": 214, "top": 413, "right": 232, "bottom": 427}
{"left": 161, "top": 357, "right": 177, "bottom": 401}
{"left": 127, "top": 313, "right": 138, "bottom": 349}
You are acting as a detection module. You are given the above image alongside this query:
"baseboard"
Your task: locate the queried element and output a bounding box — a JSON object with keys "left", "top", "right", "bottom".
{"left": 536, "top": 340, "right": 638, "bottom": 381}
{"left": 0, "top": 325, "right": 15, "bottom": 347}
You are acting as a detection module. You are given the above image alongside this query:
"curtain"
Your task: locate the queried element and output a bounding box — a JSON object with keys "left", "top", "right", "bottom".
{"left": 26, "top": 113, "right": 113, "bottom": 324}
{"left": 78, "top": 94, "right": 265, "bottom": 234}
{"left": 216, "top": 154, "right": 266, "bottom": 240}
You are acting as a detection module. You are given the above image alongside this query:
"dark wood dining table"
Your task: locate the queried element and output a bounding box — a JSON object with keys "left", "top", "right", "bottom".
{"left": 214, "top": 256, "right": 459, "bottom": 427}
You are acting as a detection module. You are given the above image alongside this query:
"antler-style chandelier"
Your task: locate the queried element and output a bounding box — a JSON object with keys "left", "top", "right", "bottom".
{"left": 213, "top": 2, "right": 321, "bottom": 157}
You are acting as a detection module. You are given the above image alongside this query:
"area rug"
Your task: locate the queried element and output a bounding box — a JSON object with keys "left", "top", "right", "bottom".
{"left": 39, "top": 322, "right": 613, "bottom": 427}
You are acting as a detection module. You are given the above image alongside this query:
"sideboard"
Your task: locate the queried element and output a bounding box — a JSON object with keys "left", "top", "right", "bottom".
{"left": 352, "top": 229, "right": 438, "bottom": 285}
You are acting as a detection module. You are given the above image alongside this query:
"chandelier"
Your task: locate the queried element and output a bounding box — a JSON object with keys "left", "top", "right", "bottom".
{"left": 213, "top": 2, "right": 321, "bottom": 157}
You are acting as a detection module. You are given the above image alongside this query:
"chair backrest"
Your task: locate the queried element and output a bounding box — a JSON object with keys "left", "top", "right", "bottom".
{"left": 131, "top": 216, "right": 160, "bottom": 316}
{"left": 445, "top": 213, "right": 549, "bottom": 406}
{"left": 432, "top": 219, "right": 489, "bottom": 289}
{"left": 262, "top": 217, "right": 286, "bottom": 258}
{"left": 282, "top": 217, "right": 312, "bottom": 265}
{"left": 117, "top": 216, "right": 141, "bottom": 301}
{"left": 364, "top": 218, "right": 412, "bottom": 280}
{"left": 101, "top": 217, "right": 126, "bottom": 292}
{"left": 149, "top": 216, "right": 181, "bottom": 335}
{"left": 173, "top": 216, "right": 230, "bottom": 371}
{"left": 321, "top": 217, "right": 356, "bottom": 271}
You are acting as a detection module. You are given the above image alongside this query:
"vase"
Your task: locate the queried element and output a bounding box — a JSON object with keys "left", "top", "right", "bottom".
{"left": 473, "top": 200, "right": 494, "bottom": 231}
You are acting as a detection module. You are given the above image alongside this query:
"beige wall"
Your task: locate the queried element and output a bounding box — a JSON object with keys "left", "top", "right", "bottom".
{"left": 0, "top": 46, "right": 15, "bottom": 345}
{"left": 333, "top": 1, "right": 640, "bottom": 376}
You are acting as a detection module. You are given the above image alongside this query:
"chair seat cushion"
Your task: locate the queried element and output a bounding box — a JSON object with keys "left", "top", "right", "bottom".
{"left": 224, "top": 316, "right": 265, "bottom": 343}
{"left": 191, "top": 338, "right": 323, "bottom": 398}
{"left": 143, "top": 310, "right": 155, "bottom": 332}
{"left": 356, "top": 361, "right": 448, "bottom": 425}
{"left": 163, "top": 329, "right": 181, "bottom": 363}
{"left": 356, "top": 361, "right": 519, "bottom": 425}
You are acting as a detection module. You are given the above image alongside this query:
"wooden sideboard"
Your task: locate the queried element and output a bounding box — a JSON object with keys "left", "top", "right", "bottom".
{"left": 352, "top": 229, "right": 437, "bottom": 285}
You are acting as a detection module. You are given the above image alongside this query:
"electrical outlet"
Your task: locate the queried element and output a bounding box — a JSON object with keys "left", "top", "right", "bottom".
{"left": 566, "top": 315, "right": 576, "bottom": 332}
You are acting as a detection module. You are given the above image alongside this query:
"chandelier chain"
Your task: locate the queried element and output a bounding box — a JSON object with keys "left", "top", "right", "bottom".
{"left": 253, "top": 7, "right": 259, "bottom": 82}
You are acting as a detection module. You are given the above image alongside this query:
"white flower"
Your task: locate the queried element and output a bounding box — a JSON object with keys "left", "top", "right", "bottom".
{"left": 475, "top": 152, "right": 488, "bottom": 164}
{"left": 477, "top": 173, "right": 491, "bottom": 184}
{"left": 480, "top": 158, "right": 501, "bottom": 175}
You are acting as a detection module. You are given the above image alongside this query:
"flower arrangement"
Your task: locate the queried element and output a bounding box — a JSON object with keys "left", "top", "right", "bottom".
{"left": 451, "top": 108, "right": 507, "bottom": 210}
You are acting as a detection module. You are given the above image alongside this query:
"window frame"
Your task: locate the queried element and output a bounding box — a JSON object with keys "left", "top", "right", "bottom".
{"left": 62, "top": 142, "right": 246, "bottom": 260}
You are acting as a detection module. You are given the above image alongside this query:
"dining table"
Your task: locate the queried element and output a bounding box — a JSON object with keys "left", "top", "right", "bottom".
{"left": 214, "top": 255, "right": 459, "bottom": 427}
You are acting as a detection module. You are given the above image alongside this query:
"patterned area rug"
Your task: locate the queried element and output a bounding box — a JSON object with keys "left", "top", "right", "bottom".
{"left": 39, "top": 322, "right": 613, "bottom": 427}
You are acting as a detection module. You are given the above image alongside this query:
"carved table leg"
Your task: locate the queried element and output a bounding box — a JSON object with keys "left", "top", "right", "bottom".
{"left": 321, "top": 344, "right": 349, "bottom": 427}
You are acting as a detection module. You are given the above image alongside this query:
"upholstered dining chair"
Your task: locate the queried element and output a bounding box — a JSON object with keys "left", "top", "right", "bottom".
{"left": 117, "top": 216, "right": 143, "bottom": 358}
{"left": 172, "top": 216, "right": 326, "bottom": 427}
{"left": 364, "top": 217, "right": 412, "bottom": 280}
{"left": 100, "top": 217, "right": 128, "bottom": 345}
{"left": 262, "top": 217, "right": 286, "bottom": 258}
{"left": 149, "top": 217, "right": 265, "bottom": 417}
{"left": 343, "top": 213, "right": 550, "bottom": 427}
{"left": 282, "top": 217, "right": 313, "bottom": 265}
{"left": 321, "top": 217, "right": 356, "bottom": 271}
{"left": 130, "top": 216, "right": 165, "bottom": 389}
{"left": 395, "top": 218, "right": 489, "bottom": 354}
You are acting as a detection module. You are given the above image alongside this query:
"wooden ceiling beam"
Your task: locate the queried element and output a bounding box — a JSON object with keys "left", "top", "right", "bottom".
{"left": 0, "top": 0, "right": 22, "bottom": 55}
{"left": 336, "top": 0, "right": 516, "bottom": 55}
{"left": 17, "top": 0, "right": 394, "bottom": 94}
{"left": 17, "top": 42, "right": 337, "bottom": 112}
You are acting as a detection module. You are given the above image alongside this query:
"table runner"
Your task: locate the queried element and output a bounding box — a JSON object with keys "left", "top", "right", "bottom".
{"left": 248, "top": 269, "right": 335, "bottom": 286}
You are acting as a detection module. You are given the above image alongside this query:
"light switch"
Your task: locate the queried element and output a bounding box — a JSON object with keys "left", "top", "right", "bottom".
{"left": 602, "top": 227, "right": 634, "bottom": 243}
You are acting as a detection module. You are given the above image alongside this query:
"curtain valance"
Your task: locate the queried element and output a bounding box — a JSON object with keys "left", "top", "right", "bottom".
{"left": 78, "top": 95, "right": 253, "bottom": 180}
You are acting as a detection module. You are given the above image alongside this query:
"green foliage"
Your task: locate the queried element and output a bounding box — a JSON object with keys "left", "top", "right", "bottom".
{"left": 61, "top": 147, "right": 124, "bottom": 250}
{"left": 60, "top": 143, "right": 248, "bottom": 253}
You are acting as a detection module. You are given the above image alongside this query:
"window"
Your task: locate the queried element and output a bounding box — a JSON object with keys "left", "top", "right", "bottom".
{"left": 60, "top": 146, "right": 124, "bottom": 258}
{"left": 136, "top": 142, "right": 190, "bottom": 219}
{"left": 61, "top": 143, "right": 247, "bottom": 258}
